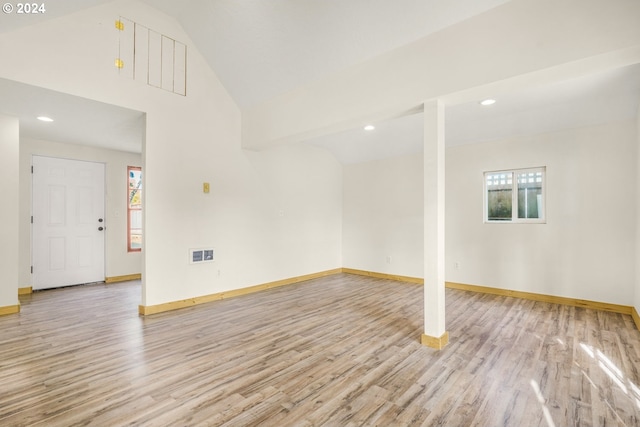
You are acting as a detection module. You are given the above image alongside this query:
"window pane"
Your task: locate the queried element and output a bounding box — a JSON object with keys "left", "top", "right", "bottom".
{"left": 130, "top": 209, "right": 142, "bottom": 229}
{"left": 517, "top": 171, "right": 543, "bottom": 219}
{"left": 486, "top": 172, "right": 512, "bottom": 220}
{"left": 127, "top": 167, "right": 142, "bottom": 252}
{"left": 129, "top": 169, "right": 142, "bottom": 208}
{"left": 129, "top": 210, "right": 142, "bottom": 249}
{"left": 130, "top": 231, "right": 142, "bottom": 250}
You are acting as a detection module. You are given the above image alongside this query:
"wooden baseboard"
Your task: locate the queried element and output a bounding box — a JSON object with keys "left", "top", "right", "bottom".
{"left": 342, "top": 268, "right": 423, "bottom": 285}
{"left": 18, "top": 287, "right": 32, "bottom": 295}
{"left": 139, "top": 268, "right": 342, "bottom": 316}
{"left": 0, "top": 304, "right": 20, "bottom": 316}
{"left": 105, "top": 274, "right": 142, "bottom": 283}
{"left": 632, "top": 307, "right": 640, "bottom": 331}
{"left": 421, "top": 331, "right": 449, "bottom": 350}
{"left": 446, "top": 282, "right": 633, "bottom": 316}
{"left": 137, "top": 268, "right": 640, "bottom": 334}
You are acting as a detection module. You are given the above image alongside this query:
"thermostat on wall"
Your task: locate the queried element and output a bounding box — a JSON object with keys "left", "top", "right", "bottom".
{"left": 189, "top": 248, "right": 214, "bottom": 264}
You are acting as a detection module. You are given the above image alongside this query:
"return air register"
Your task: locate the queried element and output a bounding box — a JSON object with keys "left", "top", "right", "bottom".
{"left": 189, "top": 248, "right": 214, "bottom": 264}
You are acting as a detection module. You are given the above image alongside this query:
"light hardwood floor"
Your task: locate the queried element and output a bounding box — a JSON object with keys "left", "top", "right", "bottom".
{"left": 1, "top": 274, "right": 640, "bottom": 426}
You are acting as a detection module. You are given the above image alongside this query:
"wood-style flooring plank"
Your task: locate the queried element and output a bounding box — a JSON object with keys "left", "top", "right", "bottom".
{"left": 1, "top": 274, "right": 640, "bottom": 426}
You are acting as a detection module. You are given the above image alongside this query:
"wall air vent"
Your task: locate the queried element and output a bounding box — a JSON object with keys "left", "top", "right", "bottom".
{"left": 189, "top": 248, "right": 214, "bottom": 264}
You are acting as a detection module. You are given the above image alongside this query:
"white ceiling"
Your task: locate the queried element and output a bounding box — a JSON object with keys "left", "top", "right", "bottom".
{"left": 139, "top": 0, "right": 512, "bottom": 109}
{"left": 306, "top": 63, "right": 640, "bottom": 163}
{"left": 0, "top": 78, "right": 145, "bottom": 153}
{"left": 1, "top": 0, "right": 511, "bottom": 109}
{"left": 0, "top": 0, "right": 638, "bottom": 161}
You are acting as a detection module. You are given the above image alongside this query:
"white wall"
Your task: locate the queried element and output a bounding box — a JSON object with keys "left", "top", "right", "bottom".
{"left": 447, "top": 120, "right": 637, "bottom": 305}
{"left": 341, "top": 120, "right": 637, "bottom": 307}
{"left": 243, "top": 144, "right": 343, "bottom": 281}
{"left": 0, "top": 114, "right": 20, "bottom": 309}
{"left": 1, "top": 0, "right": 635, "bottom": 312}
{"left": 0, "top": 1, "right": 343, "bottom": 307}
{"left": 18, "top": 138, "right": 142, "bottom": 287}
{"left": 343, "top": 154, "right": 423, "bottom": 278}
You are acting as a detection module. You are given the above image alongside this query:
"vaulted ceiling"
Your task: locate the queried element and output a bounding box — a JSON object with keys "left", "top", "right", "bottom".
{"left": 1, "top": 0, "right": 639, "bottom": 161}
{"left": 137, "top": 0, "right": 513, "bottom": 108}
{"left": 0, "top": 0, "right": 513, "bottom": 109}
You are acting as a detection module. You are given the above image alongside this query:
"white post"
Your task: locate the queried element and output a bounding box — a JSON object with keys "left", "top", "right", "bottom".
{"left": 422, "top": 100, "right": 448, "bottom": 349}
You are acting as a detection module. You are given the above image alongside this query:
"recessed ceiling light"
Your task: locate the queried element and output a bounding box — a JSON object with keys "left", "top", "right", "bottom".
{"left": 37, "top": 116, "right": 54, "bottom": 122}
{"left": 364, "top": 125, "right": 375, "bottom": 131}
{"left": 480, "top": 99, "right": 496, "bottom": 106}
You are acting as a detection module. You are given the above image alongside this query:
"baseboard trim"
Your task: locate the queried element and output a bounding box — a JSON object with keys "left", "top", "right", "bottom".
{"left": 446, "top": 282, "right": 633, "bottom": 316}
{"left": 105, "top": 274, "right": 142, "bottom": 283}
{"left": 0, "top": 304, "right": 20, "bottom": 316}
{"left": 632, "top": 307, "right": 640, "bottom": 331}
{"left": 342, "top": 268, "right": 423, "bottom": 285}
{"left": 421, "top": 331, "right": 449, "bottom": 350}
{"left": 139, "top": 268, "right": 342, "bottom": 316}
{"left": 18, "top": 287, "right": 32, "bottom": 295}
{"left": 136, "top": 268, "right": 640, "bottom": 333}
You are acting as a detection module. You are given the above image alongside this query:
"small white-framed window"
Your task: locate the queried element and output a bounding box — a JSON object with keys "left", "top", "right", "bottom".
{"left": 484, "top": 167, "right": 545, "bottom": 223}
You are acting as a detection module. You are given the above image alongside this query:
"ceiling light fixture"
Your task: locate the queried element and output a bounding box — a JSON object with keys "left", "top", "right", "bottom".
{"left": 37, "top": 116, "right": 54, "bottom": 122}
{"left": 364, "top": 125, "right": 375, "bottom": 131}
{"left": 480, "top": 99, "right": 496, "bottom": 106}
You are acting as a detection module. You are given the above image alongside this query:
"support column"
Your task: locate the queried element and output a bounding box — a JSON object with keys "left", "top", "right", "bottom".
{"left": 422, "top": 100, "right": 448, "bottom": 349}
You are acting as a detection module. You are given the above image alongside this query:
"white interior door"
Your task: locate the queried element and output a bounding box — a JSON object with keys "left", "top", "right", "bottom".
{"left": 32, "top": 156, "right": 105, "bottom": 290}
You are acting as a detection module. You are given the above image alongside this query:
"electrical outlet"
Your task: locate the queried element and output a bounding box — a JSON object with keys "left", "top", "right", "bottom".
{"left": 386, "top": 256, "right": 392, "bottom": 264}
{"left": 453, "top": 261, "right": 460, "bottom": 271}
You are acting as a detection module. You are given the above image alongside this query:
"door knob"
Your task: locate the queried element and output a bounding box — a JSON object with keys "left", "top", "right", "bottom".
{"left": 98, "top": 218, "right": 104, "bottom": 222}
{"left": 98, "top": 227, "right": 104, "bottom": 231}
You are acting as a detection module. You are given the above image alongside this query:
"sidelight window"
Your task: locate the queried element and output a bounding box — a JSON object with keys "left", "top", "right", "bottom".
{"left": 127, "top": 166, "right": 142, "bottom": 251}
